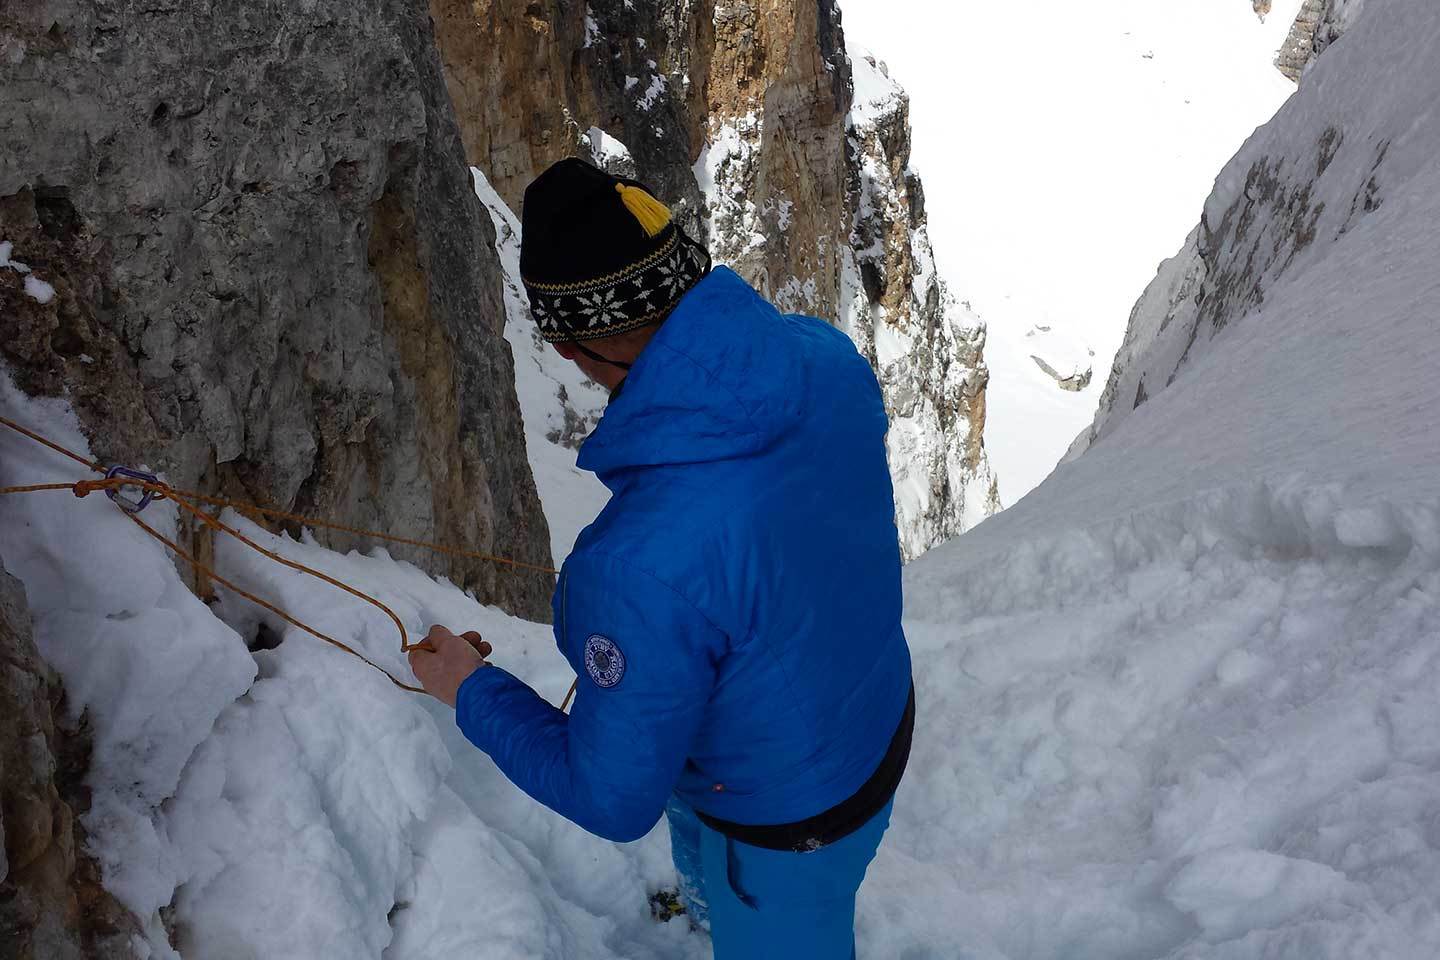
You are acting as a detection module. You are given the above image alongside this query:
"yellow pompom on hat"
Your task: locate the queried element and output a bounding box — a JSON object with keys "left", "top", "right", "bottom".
{"left": 614, "top": 181, "right": 673, "bottom": 237}
{"left": 520, "top": 158, "right": 711, "bottom": 343}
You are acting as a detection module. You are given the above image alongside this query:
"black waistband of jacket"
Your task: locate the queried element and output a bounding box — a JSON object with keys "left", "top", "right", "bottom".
{"left": 695, "top": 683, "right": 915, "bottom": 852}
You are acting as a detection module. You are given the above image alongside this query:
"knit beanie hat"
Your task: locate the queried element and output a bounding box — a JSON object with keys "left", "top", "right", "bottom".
{"left": 520, "top": 158, "right": 711, "bottom": 343}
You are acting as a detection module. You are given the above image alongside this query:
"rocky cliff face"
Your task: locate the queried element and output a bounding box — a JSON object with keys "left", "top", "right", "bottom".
{"left": 0, "top": 562, "right": 139, "bottom": 960}
{"left": 431, "top": 0, "right": 998, "bottom": 557}
{"left": 1073, "top": 0, "right": 1404, "bottom": 457}
{"left": 0, "top": 0, "right": 551, "bottom": 621}
{"left": 837, "top": 55, "right": 998, "bottom": 555}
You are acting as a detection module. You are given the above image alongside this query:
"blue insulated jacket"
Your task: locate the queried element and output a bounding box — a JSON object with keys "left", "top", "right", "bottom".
{"left": 456, "top": 267, "right": 913, "bottom": 843}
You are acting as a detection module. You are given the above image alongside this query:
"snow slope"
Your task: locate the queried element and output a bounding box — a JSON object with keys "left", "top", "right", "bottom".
{"left": 841, "top": 0, "right": 1309, "bottom": 504}
{"left": 869, "top": 1, "right": 1440, "bottom": 954}
{"left": 1076, "top": 0, "right": 1431, "bottom": 460}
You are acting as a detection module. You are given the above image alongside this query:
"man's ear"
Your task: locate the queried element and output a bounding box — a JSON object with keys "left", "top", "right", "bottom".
{"left": 552, "top": 340, "right": 580, "bottom": 361}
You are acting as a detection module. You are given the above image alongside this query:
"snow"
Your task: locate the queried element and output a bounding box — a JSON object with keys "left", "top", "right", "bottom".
{"left": 471, "top": 167, "right": 610, "bottom": 564}
{"left": 586, "top": 125, "right": 634, "bottom": 169}
{"left": 1, "top": 238, "right": 55, "bottom": 302}
{"left": 0, "top": 375, "right": 257, "bottom": 951}
{"left": 874, "top": 2, "right": 1440, "bottom": 945}
{"left": 635, "top": 71, "right": 667, "bottom": 112}
{"left": 842, "top": 0, "right": 1310, "bottom": 504}
{"left": 691, "top": 113, "right": 766, "bottom": 259}
{"left": 0, "top": 371, "right": 699, "bottom": 960}
{"left": 849, "top": 51, "right": 904, "bottom": 126}
{"left": 582, "top": 6, "right": 600, "bottom": 49}
{"left": 23, "top": 275, "right": 55, "bottom": 304}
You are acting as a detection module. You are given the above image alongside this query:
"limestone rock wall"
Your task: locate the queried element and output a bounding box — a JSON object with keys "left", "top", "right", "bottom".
{"left": 0, "top": 0, "right": 552, "bottom": 622}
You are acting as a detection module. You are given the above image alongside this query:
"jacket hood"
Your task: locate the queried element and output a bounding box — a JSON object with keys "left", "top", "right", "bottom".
{"left": 577, "top": 267, "right": 812, "bottom": 485}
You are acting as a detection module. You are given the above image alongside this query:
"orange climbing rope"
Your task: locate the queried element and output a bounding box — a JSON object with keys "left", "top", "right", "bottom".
{"left": 0, "top": 414, "right": 576, "bottom": 705}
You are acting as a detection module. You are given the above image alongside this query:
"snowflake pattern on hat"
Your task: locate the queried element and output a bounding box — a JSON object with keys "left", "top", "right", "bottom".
{"left": 524, "top": 230, "right": 711, "bottom": 342}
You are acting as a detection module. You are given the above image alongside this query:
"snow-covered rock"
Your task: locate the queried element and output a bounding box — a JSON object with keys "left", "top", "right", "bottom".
{"left": 1076, "top": 0, "right": 1418, "bottom": 456}
{"left": 1023, "top": 325, "right": 1095, "bottom": 393}
{"left": 1276, "top": 0, "right": 1368, "bottom": 79}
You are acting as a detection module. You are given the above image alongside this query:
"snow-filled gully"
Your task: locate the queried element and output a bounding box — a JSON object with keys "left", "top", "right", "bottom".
{"left": 6, "top": 370, "right": 1440, "bottom": 958}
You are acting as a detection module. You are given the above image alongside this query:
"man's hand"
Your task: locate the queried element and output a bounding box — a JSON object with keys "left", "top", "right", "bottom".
{"left": 408, "top": 625, "right": 493, "bottom": 707}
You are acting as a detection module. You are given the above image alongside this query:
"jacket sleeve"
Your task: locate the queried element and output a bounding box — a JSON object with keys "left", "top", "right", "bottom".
{"left": 454, "top": 552, "right": 723, "bottom": 842}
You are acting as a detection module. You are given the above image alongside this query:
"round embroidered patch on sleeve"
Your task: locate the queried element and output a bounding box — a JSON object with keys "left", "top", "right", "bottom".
{"left": 583, "top": 634, "right": 626, "bottom": 688}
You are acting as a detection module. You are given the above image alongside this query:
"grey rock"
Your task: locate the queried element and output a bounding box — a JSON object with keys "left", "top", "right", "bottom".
{"left": 0, "top": 0, "right": 553, "bottom": 622}
{"left": 1031, "top": 355, "right": 1094, "bottom": 393}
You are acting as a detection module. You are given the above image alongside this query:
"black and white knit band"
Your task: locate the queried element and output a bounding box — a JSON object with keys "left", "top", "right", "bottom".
{"left": 523, "top": 227, "right": 712, "bottom": 343}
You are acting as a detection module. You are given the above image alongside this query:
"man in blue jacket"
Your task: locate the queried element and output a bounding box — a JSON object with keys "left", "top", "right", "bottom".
{"left": 409, "top": 158, "right": 914, "bottom": 958}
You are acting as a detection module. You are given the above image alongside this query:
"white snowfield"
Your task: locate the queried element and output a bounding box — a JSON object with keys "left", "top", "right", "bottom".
{"left": 2, "top": 3, "right": 1438, "bottom": 958}
{"left": 843, "top": 0, "right": 1311, "bottom": 505}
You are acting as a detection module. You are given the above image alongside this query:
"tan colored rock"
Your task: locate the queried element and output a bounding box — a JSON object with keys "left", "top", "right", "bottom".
{"left": 1275, "top": 0, "right": 1328, "bottom": 80}
{"left": 0, "top": 561, "right": 142, "bottom": 960}
{"left": 431, "top": 0, "right": 998, "bottom": 554}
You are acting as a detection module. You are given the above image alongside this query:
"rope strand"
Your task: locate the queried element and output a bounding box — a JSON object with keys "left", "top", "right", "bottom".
{"left": 0, "top": 414, "right": 577, "bottom": 705}
{"left": 125, "top": 508, "right": 426, "bottom": 693}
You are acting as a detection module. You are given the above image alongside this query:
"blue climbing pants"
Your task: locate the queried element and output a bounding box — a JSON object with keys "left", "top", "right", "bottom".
{"left": 666, "top": 796, "right": 893, "bottom": 959}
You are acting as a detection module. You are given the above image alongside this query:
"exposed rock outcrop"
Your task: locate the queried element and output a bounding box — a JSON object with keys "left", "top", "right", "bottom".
{"left": 431, "top": 0, "right": 999, "bottom": 556}
{"left": 0, "top": 562, "right": 141, "bottom": 960}
{"left": 430, "top": 0, "right": 708, "bottom": 232}
{"left": 0, "top": 0, "right": 552, "bottom": 621}
{"left": 837, "top": 54, "right": 999, "bottom": 554}
{"left": 1275, "top": 0, "right": 1328, "bottom": 79}
{"left": 1275, "top": 0, "right": 1365, "bottom": 80}
{"left": 1074, "top": 0, "right": 1414, "bottom": 457}
{"left": 1031, "top": 355, "right": 1093, "bottom": 393}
